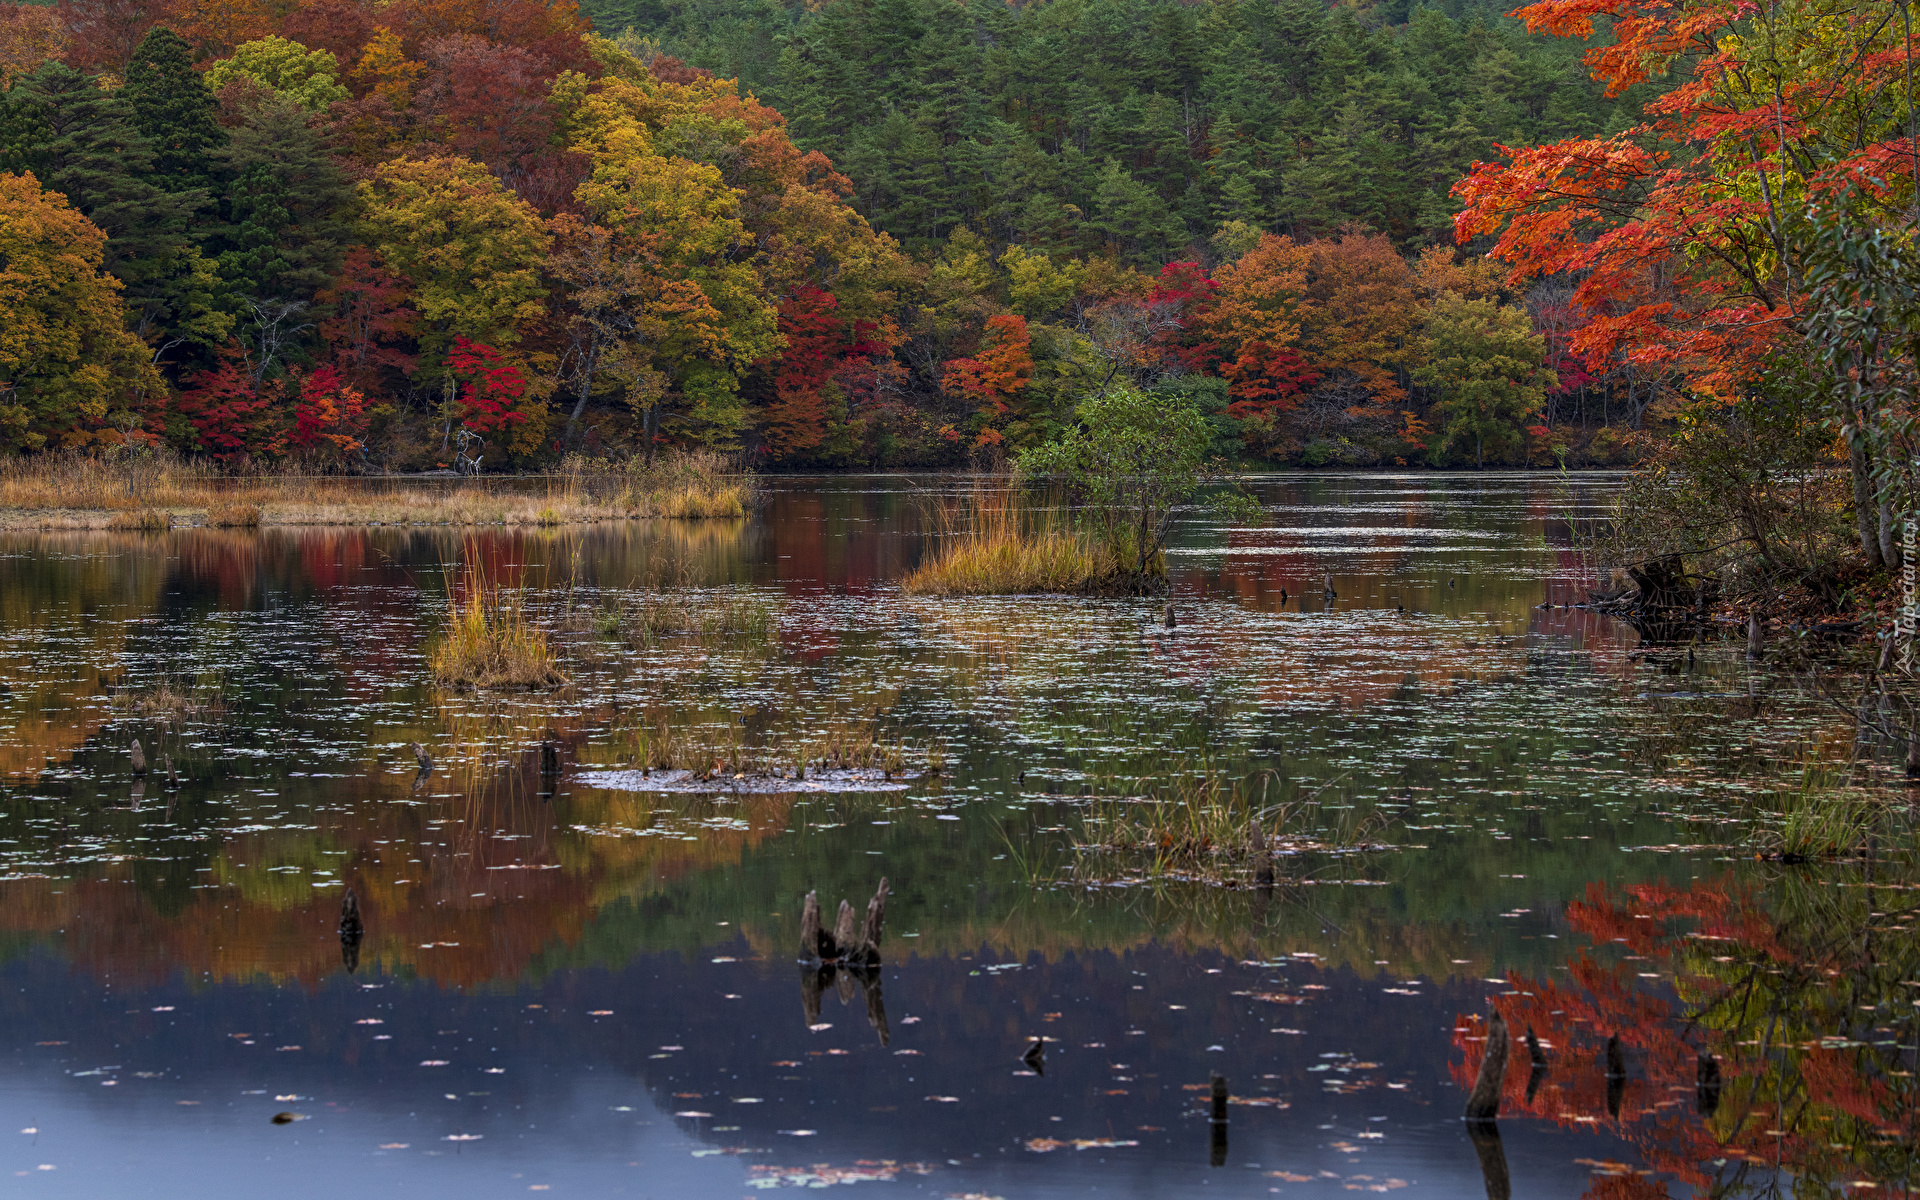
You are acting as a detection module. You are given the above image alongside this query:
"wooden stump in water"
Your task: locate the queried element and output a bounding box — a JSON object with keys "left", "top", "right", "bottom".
{"left": 799, "top": 890, "right": 828, "bottom": 962}
{"left": 832, "top": 899, "right": 857, "bottom": 952}
{"left": 853, "top": 878, "right": 888, "bottom": 964}
{"left": 1604, "top": 1034, "right": 1627, "bottom": 1119}
{"left": 1523, "top": 1026, "right": 1548, "bottom": 1103}
{"left": 1208, "top": 1072, "right": 1228, "bottom": 1167}
{"left": 410, "top": 741, "right": 434, "bottom": 772}
{"left": 1906, "top": 720, "right": 1920, "bottom": 780}
{"left": 1466, "top": 1119, "right": 1511, "bottom": 1200}
{"left": 1021, "top": 1038, "right": 1045, "bottom": 1075}
{"left": 339, "top": 887, "right": 364, "bottom": 974}
{"left": 1695, "top": 1051, "right": 1721, "bottom": 1116}
{"left": 130, "top": 739, "right": 147, "bottom": 777}
{"left": 1462, "top": 1011, "right": 1509, "bottom": 1121}
{"left": 1746, "top": 612, "right": 1764, "bottom": 660}
{"left": 1163, "top": 601, "right": 1176, "bottom": 629}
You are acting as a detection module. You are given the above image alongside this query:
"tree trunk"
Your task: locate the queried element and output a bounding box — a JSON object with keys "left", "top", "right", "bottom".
{"left": 1847, "top": 424, "right": 1883, "bottom": 567}
{"left": 1879, "top": 494, "right": 1900, "bottom": 570}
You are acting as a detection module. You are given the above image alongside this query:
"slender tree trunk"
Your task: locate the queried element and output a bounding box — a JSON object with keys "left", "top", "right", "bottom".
{"left": 1850, "top": 441, "right": 1883, "bottom": 568}
{"left": 1880, "top": 494, "right": 1900, "bottom": 570}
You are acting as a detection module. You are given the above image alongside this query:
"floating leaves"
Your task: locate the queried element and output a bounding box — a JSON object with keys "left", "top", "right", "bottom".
{"left": 1024, "top": 1137, "right": 1140, "bottom": 1152}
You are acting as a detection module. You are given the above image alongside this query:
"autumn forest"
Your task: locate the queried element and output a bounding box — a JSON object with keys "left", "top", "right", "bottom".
{"left": 0, "top": 0, "right": 1669, "bottom": 473}
{"left": 0, "top": 0, "right": 1914, "bottom": 481}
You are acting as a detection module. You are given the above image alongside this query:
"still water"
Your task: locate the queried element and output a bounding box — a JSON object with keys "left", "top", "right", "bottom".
{"left": 0, "top": 474, "right": 1912, "bottom": 1198}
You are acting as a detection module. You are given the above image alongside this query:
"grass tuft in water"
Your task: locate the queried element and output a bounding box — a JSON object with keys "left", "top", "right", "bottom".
{"left": 432, "top": 567, "right": 567, "bottom": 691}
{"left": 111, "top": 675, "right": 224, "bottom": 722}
{"left": 1745, "top": 762, "right": 1884, "bottom": 860}
{"left": 614, "top": 589, "right": 777, "bottom": 650}
{"left": 1070, "top": 764, "right": 1382, "bottom": 884}
{"left": 902, "top": 477, "right": 1132, "bottom": 596}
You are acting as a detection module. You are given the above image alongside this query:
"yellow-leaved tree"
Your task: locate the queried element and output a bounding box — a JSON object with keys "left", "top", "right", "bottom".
{"left": 358, "top": 155, "right": 552, "bottom": 455}
{"left": 0, "top": 173, "right": 165, "bottom": 452}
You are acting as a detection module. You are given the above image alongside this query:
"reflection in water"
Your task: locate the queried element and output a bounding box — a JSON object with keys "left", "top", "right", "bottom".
{"left": 0, "top": 474, "right": 1910, "bottom": 1196}
{"left": 1456, "top": 869, "right": 1920, "bottom": 1195}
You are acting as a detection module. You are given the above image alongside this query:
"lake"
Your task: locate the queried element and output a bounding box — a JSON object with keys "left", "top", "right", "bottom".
{"left": 0, "top": 473, "right": 1911, "bottom": 1198}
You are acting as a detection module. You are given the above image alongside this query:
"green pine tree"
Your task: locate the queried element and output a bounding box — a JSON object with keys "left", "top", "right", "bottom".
{"left": 124, "top": 28, "right": 226, "bottom": 195}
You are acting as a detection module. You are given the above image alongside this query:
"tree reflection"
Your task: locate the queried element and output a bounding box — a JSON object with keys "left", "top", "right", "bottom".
{"left": 1453, "top": 873, "right": 1920, "bottom": 1195}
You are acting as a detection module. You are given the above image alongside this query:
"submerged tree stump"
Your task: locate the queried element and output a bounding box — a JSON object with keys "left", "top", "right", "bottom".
{"left": 130, "top": 739, "right": 147, "bottom": 777}
{"left": 797, "top": 878, "right": 893, "bottom": 1045}
{"left": 1463, "top": 1011, "right": 1509, "bottom": 1121}
{"left": 1209, "top": 1072, "right": 1228, "bottom": 1167}
{"left": 339, "top": 887, "right": 364, "bottom": 974}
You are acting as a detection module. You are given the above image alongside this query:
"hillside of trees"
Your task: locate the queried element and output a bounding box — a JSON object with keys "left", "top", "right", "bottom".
{"left": 0, "top": 0, "right": 1673, "bottom": 471}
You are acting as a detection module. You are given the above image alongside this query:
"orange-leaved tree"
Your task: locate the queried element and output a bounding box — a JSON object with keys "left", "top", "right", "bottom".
{"left": 1453, "top": 0, "right": 1920, "bottom": 536}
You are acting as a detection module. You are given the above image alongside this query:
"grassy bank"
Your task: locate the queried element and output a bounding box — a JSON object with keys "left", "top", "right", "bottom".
{"left": 0, "top": 450, "right": 755, "bottom": 529}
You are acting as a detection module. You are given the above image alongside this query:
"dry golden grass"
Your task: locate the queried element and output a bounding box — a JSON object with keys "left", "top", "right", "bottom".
{"left": 431, "top": 568, "right": 568, "bottom": 691}
{"left": 902, "top": 478, "right": 1122, "bottom": 596}
{"left": 112, "top": 676, "right": 223, "bottom": 722}
{"left": 104, "top": 508, "right": 171, "bottom": 531}
{"left": 206, "top": 501, "right": 261, "bottom": 528}
{"left": 0, "top": 450, "right": 755, "bottom": 528}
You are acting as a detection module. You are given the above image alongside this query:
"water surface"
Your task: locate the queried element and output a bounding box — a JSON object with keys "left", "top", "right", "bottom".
{"left": 0, "top": 473, "right": 1911, "bottom": 1198}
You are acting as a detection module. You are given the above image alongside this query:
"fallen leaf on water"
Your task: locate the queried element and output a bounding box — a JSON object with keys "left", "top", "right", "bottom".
{"left": 378, "top": 1143, "right": 409, "bottom": 1149}
{"left": 925, "top": 1095, "right": 960, "bottom": 1103}
{"left": 1024, "top": 1137, "right": 1139, "bottom": 1153}
{"left": 673, "top": 1111, "right": 713, "bottom": 1118}
{"left": 442, "top": 1134, "right": 483, "bottom": 1142}
{"left": 420, "top": 1060, "right": 449, "bottom": 1067}
{"left": 270, "top": 1112, "right": 303, "bottom": 1125}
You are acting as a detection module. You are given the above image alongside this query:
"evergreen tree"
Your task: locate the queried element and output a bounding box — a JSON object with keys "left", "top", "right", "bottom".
{"left": 211, "top": 95, "right": 355, "bottom": 304}
{"left": 123, "top": 27, "right": 226, "bottom": 195}
{"left": 0, "top": 61, "right": 223, "bottom": 349}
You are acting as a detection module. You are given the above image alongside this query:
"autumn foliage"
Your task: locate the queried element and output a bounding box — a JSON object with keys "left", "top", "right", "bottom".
{"left": 0, "top": 0, "right": 1678, "bottom": 471}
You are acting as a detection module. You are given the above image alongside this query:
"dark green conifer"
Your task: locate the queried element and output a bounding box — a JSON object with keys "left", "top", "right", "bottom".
{"left": 123, "top": 28, "right": 227, "bottom": 195}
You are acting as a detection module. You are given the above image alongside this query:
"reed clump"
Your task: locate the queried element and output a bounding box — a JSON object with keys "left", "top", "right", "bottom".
{"left": 206, "top": 501, "right": 261, "bottom": 527}
{"left": 111, "top": 675, "right": 224, "bottom": 721}
{"left": 431, "top": 570, "right": 568, "bottom": 691}
{"left": 105, "top": 507, "right": 171, "bottom": 531}
{"left": 902, "top": 478, "right": 1126, "bottom": 596}
{"left": 1744, "top": 762, "right": 1887, "bottom": 860}
{"left": 1072, "top": 765, "right": 1382, "bottom": 883}
{"left": 559, "top": 449, "right": 757, "bottom": 519}
{"left": 615, "top": 588, "right": 777, "bottom": 650}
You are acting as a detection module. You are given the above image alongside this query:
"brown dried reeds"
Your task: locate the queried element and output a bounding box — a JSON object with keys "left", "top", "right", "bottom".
{"left": 206, "top": 501, "right": 261, "bottom": 527}
{"left": 902, "top": 475, "right": 1123, "bottom": 596}
{"left": 0, "top": 449, "right": 754, "bottom": 527}
{"left": 105, "top": 507, "right": 172, "bottom": 531}
{"left": 431, "top": 565, "right": 568, "bottom": 691}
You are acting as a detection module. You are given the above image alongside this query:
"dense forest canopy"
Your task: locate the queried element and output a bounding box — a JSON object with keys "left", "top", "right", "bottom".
{"left": 8, "top": 0, "right": 1896, "bottom": 477}
{"left": 597, "top": 0, "right": 1654, "bottom": 255}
